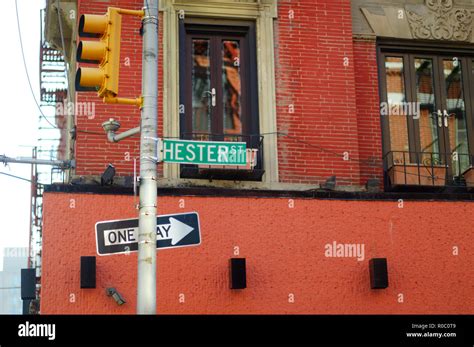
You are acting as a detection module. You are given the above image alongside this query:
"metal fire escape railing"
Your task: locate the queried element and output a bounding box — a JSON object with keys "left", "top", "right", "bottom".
{"left": 39, "top": 7, "right": 67, "bottom": 173}
{"left": 26, "top": 9, "right": 69, "bottom": 314}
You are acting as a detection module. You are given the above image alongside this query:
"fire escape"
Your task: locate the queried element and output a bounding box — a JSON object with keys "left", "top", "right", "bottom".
{"left": 27, "top": 8, "right": 69, "bottom": 313}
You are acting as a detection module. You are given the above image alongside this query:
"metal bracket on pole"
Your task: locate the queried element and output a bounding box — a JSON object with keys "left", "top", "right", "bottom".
{"left": 103, "top": 95, "right": 143, "bottom": 107}
{"left": 157, "top": 138, "right": 163, "bottom": 162}
{"left": 0, "top": 155, "right": 74, "bottom": 169}
{"left": 141, "top": 156, "right": 159, "bottom": 163}
{"left": 144, "top": 136, "right": 160, "bottom": 141}
{"left": 118, "top": 8, "right": 145, "bottom": 18}
{"left": 102, "top": 118, "right": 140, "bottom": 143}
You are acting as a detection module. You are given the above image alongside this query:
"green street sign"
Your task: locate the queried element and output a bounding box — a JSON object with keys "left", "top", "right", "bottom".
{"left": 158, "top": 138, "right": 247, "bottom": 165}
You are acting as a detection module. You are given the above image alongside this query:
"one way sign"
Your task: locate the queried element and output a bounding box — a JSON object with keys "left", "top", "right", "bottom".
{"left": 95, "top": 212, "right": 200, "bottom": 256}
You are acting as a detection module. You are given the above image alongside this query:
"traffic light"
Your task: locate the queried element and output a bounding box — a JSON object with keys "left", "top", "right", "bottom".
{"left": 75, "top": 7, "right": 144, "bottom": 106}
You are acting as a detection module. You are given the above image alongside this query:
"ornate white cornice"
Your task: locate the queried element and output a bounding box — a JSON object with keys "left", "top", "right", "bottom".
{"left": 406, "top": 0, "right": 472, "bottom": 41}
{"left": 360, "top": 0, "right": 474, "bottom": 43}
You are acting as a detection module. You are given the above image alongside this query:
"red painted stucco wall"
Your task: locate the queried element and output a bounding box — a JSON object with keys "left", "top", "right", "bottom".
{"left": 41, "top": 192, "right": 474, "bottom": 314}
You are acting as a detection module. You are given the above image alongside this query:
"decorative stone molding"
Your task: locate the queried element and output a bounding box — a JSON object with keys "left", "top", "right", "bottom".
{"left": 358, "top": 0, "right": 474, "bottom": 43}
{"left": 406, "top": 0, "right": 472, "bottom": 41}
{"left": 352, "top": 33, "right": 377, "bottom": 42}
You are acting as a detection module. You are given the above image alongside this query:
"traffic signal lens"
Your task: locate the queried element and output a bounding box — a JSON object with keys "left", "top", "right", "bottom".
{"left": 75, "top": 67, "right": 105, "bottom": 92}
{"left": 77, "top": 41, "right": 107, "bottom": 64}
{"left": 78, "top": 14, "right": 108, "bottom": 38}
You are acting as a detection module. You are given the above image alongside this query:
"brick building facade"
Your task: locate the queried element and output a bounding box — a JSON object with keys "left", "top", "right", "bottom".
{"left": 39, "top": 0, "right": 474, "bottom": 314}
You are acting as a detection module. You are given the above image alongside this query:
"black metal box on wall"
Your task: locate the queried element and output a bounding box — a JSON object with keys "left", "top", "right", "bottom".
{"left": 369, "top": 258, "right": 389, "bottom": 289}
{"left": 229, "top": 258, "right": 246, "bottom": 289}
{"left": 80, "top": 256, "right": 96, "bottom": 289}
{"left": 21, "top": 268, "right": 36, "bottom": 300}
{"left": 22, "top": 299, "right": 31, "bottom": 315}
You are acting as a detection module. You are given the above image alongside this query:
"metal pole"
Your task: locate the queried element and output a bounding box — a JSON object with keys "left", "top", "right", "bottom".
{"left": 137, "top": 0, "right": 158, "bottom": 314}
{"left": 0, "top": 155, "right": 73, "bottom": 168}
{"left": 28, "top": 147, "right": 35, "bottom": 269}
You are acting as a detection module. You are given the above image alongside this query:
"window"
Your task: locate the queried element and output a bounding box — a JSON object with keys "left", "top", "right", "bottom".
{"left": 379, "top": 42, "right": 474, "bottom": 189}
{"left": 181, "top": 23, "right": 258, "bottom": 137}
{"left": 179, "top": 21, "right": 264, "bottom": 181}
{"left": 159, "top": 0, "right": 278, "bottom": 187}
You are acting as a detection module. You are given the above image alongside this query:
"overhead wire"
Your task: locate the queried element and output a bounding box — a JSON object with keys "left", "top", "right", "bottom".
{"left": 278, "top": 132, "right": 461, "bottom": 183}
{"left": 72, "top": 127, "right": 455, "bottom": 182}
{"left": 56, "top": 0, "right": 69, "bottom": 86}
{"left": 0, "top": 171, "right": 42, "bottom": 185}
{"left": 47, "top": 1, "right": 464, "bottom": 188}
{"left": 76, "top": 129, "right": 104, "bottom": 136}
{"left": 128, "top": 130, "right": 457, "bottom": 183}
{"left": 14, "top": 0, "right": 58, "bottom": 130}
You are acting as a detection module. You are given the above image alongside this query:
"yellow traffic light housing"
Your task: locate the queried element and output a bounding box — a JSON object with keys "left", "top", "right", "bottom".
{"left": 78, "top": 14, "right": 108, "bottom": 38}
{"left": 76, "top": 8, "right": 120, "bottom": 97}
{"left": 75, "top": 7, "right": 144, "bottom": 106}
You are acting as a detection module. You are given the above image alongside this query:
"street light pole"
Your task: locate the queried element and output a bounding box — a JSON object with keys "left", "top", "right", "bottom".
{"left": 137, "top": 0, "right": 159, "bottom": 314}
{"left": 0, "top": 154, "right": 74, "bottom": 168}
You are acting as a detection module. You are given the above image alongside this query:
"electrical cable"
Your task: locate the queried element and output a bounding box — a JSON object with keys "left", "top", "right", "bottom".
{"left": 72, "top": 124, "right": 461, "bottom": 184}
{"left": 15, "top": 0, "right": 58, "bottom": 130}
{"left": 0, "top": 171, "right": 42, "bottom": 185}
{"left": 56, "top": 0, "right": 71, "bottom": 98}
{"left": 279, "top": 132, "right": 463, "bottom": 183}
{"left": 56, "top": 0, "right": 68, "bottom": 66}
{"left": 70, "top": 126, "right": 467, "bottom": 186}
{"left": 44, "top": 1, "right": 463, "bottom": 187}
{"left": 76, "top": 129, "right": 104, "bottom": 136}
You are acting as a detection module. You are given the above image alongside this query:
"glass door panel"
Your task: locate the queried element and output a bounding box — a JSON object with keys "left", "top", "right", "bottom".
{"left": 222, "top": 40, "right": 242, "bottom": 136}
{"left": 384, "top": 56, "right": 410, "bottom": 164}
{"left": 186, "top": 32, "right": 250, "bottom": 142}
{"left": 442, "top": 58, "right": 469, "bottom": 176}
{"left": 192, "top": 39, "right": 212, "bottom": 139}
{"left": 381, "top": 49, "right": 474, "bottom": 187}
{"left": 414, "top": 58, "right": 441, "bottom": 165}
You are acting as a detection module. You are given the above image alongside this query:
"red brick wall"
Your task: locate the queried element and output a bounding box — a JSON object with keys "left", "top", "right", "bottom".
{"left": 41, "top": 192, "right": 474, "bottom": 314}
{"left": 75, "top": 0, "right": 164, "bottom": 176}
{"left": 74, "top": 0, "right": 384, "bottom": 186}
{"left": 275, "top": 0, "right": 362, "bottom": 186}
{"left": 353, "top": 39, "right": 383, "bottom": 185}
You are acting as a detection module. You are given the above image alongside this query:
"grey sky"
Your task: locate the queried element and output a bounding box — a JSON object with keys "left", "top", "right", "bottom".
{"left": 0, "top": 0, "right": 48, "bottom": 270}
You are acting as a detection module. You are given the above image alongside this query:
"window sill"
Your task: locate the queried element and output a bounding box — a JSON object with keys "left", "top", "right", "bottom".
{"left": 46, "top": 182, "right": 474, "bottom": 201}
{"left": 180, "top": 165, "right": 265, "bottom": 182}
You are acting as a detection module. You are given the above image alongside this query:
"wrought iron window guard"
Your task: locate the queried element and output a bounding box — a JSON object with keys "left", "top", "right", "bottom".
{"left": 179, "top": 133, "right": 265, "bottom": 181}
{"left": 383, "top": 151, "right": 473, "bottom": 189}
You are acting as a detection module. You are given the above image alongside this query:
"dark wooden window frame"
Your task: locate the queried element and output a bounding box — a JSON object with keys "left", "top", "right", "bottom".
{"left": 179, "top": 18, "right": 259, "bottom": 139}
{"left": 377, "top": 39, "right": 474, "bottom": 170}
{"left": 178, "top": 18, "right": 264, "bottom": 181}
